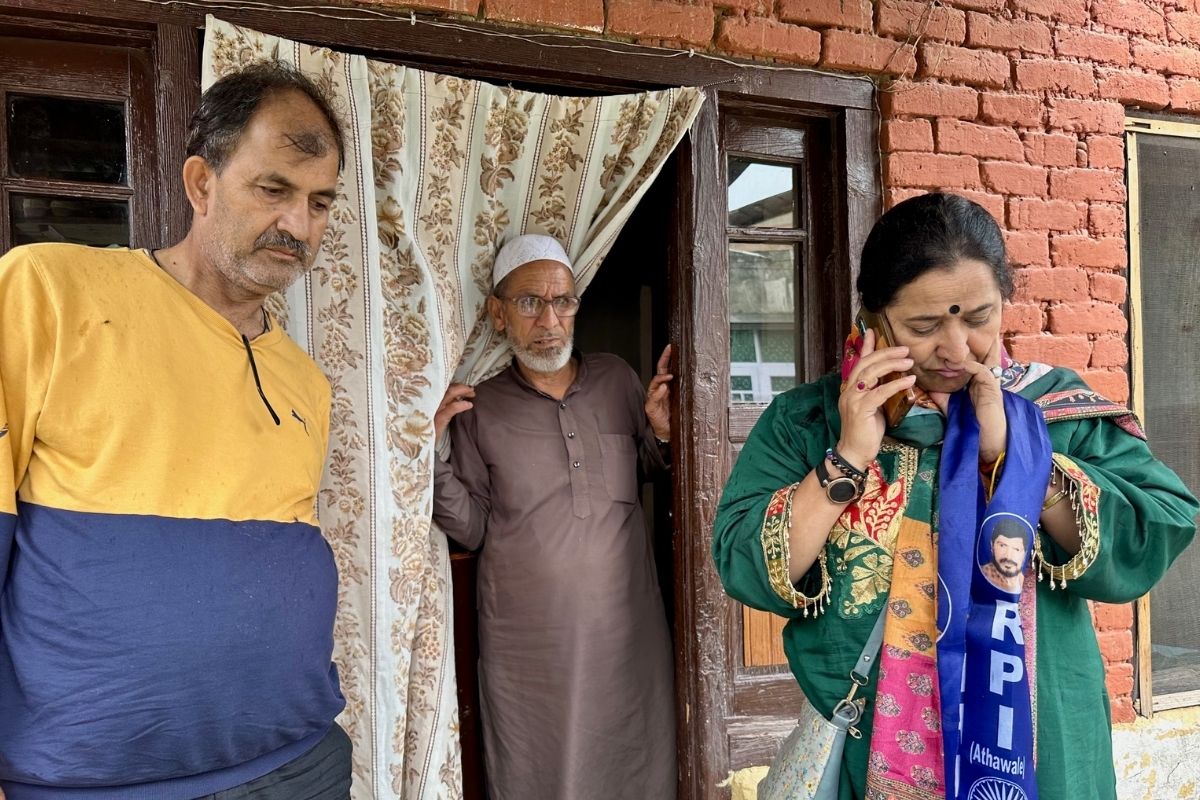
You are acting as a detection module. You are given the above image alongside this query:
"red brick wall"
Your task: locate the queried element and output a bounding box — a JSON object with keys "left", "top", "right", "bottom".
{"left": 371, "top": 0, "right": 1196, "bottom": 722}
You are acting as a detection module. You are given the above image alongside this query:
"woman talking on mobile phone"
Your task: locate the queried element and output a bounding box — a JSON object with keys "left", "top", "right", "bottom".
{"left": 712, "top": 192, "right": 1196, "bottom": 800}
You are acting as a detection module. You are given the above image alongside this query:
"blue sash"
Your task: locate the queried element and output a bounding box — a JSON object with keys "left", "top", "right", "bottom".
{"left": 937, "top": 390, "right": 1050, "bottom": 800}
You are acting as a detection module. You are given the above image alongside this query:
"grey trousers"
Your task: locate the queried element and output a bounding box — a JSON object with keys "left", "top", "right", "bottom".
{"left": 199, "top": 724, "right": 352, "bottom": 800}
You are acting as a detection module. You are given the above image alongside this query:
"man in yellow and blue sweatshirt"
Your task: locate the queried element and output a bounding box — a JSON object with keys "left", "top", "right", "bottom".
{"left": 1, "top": 62, "right": 350, "bottom": 799}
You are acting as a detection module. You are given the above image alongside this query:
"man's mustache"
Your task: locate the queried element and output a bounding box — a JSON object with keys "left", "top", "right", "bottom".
{"left": 254, "top": 231, "right": 311, "bottom": 261}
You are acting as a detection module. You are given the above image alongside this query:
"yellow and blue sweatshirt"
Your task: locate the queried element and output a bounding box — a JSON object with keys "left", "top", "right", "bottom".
{"left": 0, "top": 244, "right": 344, "bottom": 798}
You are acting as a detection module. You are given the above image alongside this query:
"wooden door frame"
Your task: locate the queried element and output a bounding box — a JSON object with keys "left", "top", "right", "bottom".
{"left": 669, "top": 90, "right": 877, "bottom": 796}
{"left": 0, "top": 2, "right": 880, "bottom": 795}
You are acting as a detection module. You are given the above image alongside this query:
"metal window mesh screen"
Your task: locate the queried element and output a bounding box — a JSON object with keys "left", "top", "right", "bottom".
{"left": 1136, "top": 134, "right": 1200, "bottom": 695}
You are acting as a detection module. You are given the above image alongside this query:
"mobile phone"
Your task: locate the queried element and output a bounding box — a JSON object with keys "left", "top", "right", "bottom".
{"left": 854, "top": 309, "right": 917, "bottom": 428}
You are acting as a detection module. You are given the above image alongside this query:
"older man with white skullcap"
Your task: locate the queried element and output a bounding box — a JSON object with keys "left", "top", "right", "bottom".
{"left": 432, "top": 234, "right": 676, "bottom": 800}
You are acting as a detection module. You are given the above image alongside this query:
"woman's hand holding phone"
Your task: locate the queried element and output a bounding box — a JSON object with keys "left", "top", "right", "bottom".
{"left": 837, "top": 328, "right": 917, "bottom": 470}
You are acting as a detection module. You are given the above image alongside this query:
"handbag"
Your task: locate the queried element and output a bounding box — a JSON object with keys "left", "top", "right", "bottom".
{"left": 757, "top": 611, "right": 886, "bottom": 800}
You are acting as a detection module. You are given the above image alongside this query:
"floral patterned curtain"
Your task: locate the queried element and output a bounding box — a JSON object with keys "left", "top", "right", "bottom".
{"left": 202, "top": 17, "right": 703, "bottom": 799}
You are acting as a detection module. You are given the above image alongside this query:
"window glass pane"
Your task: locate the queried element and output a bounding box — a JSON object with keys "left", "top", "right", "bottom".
{"left": 760, "top": 329, "right": 795, "bottom": 363}
{"left": 728, "top": 242, "right": 796, "bottom": 404}
{"left": 729, "top": 243, "right": 795, "bottom": 320}
{"left": 770, "top": 376, "right": 795, "bottom": 395}
{"left": 8, "top": 95, "right": 127, "bottom": 184}
{"left": 1135, "top": 133, "right": 1200, "bottom": 696}
{"left": 12, "top": 194, "right": 130, "bottom": 247}
{"left": 730, "top": 328, "right": 756, "bottom": 362}
{"left": 730, "top": 375, "right": 754, "bottom": 403}
{"left": 727, "top": 157, "right": 796, "bottom": 228}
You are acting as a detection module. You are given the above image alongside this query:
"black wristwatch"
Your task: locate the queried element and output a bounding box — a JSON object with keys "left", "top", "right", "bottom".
{"left": 815, "top": 456, "right": 865, "bottom": 504}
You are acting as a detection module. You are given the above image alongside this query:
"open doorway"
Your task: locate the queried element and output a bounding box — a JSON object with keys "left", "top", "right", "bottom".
{"left": 447, "top": 154, "right": 681, "bottom": 799}
{"left": 574, "top": 155, "right": 678, "bottom": 629}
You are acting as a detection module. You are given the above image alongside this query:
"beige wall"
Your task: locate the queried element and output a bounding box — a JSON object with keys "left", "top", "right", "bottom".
{"left": 1113, "top": 708, "right": 1200, "bottom": 799}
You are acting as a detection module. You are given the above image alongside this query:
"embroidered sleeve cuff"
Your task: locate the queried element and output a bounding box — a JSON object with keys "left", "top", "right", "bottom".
{"left": 1033, "top": 453, "right": 1101, "bottom": 589}
{"left": 760, "top": 483, "right": 832, "bottom": 617}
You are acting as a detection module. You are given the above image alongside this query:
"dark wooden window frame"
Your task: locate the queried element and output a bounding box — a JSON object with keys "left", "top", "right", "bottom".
{"left": 0, "top": 36, "right": 151, "bottom": 250}
{"left": 0, "top": 2, "right": 879, "bottom": 796}
{"left": 0, "top": 11, "right": 198, "bottom": 247}
{"left": 724, "top": 118, "right": 809, "bottom": 406}
{"left": 723, "top": 112, "right": 834, "bottom": 677}
{"left": 723, "top": 112, "right": 838, "bottom": 414}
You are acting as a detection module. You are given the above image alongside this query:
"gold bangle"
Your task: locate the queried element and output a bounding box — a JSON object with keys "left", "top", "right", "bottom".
{"left": 979, "top": 451, "right": 1005, "bottom": 500}
{"left": 988, "top": 452, "right": 1005, "bottom": 498}
{"left": 1042, "top": 488, "right": 1068, "bottom": 512}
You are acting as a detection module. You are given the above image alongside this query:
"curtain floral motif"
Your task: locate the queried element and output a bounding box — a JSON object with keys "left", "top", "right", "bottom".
{"left": 202, "top": 17, "right": 703, "bottom": 799}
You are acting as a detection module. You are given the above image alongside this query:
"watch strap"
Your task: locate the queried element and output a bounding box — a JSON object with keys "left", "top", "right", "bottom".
{"left": 814, "top": 455, "right": 833, "bottom": 487}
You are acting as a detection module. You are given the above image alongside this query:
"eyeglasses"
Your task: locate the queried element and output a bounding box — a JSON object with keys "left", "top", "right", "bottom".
{"left": 500, "top": 294, "right": 581, "bottom": 318}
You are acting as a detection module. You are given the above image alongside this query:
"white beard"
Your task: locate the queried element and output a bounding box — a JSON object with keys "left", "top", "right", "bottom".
{"left": 509, "top": 332, "right": 574, "bottom": 374}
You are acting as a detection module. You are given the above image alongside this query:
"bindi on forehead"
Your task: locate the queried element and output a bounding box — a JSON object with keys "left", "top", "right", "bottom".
{"left": 949, "top": 304, "right": 961, "bottom": 315}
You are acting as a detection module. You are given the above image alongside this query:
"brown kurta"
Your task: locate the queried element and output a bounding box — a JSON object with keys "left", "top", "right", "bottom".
{"left": 433, "top": 352, "right": 676, "bottom": 800}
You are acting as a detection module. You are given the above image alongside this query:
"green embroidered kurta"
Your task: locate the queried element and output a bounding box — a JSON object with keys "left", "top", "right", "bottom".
{"left": 713, "top": 365, "right": 1197, "bottom": 800}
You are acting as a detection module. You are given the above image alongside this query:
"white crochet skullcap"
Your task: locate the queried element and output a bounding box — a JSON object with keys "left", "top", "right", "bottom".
{"left": 492, "top": 234, "right": 573, "bottom": 289}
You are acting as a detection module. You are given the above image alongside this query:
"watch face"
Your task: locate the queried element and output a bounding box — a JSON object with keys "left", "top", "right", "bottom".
{"left": 828, "top": 478, "right": 859, "bottom": 504}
